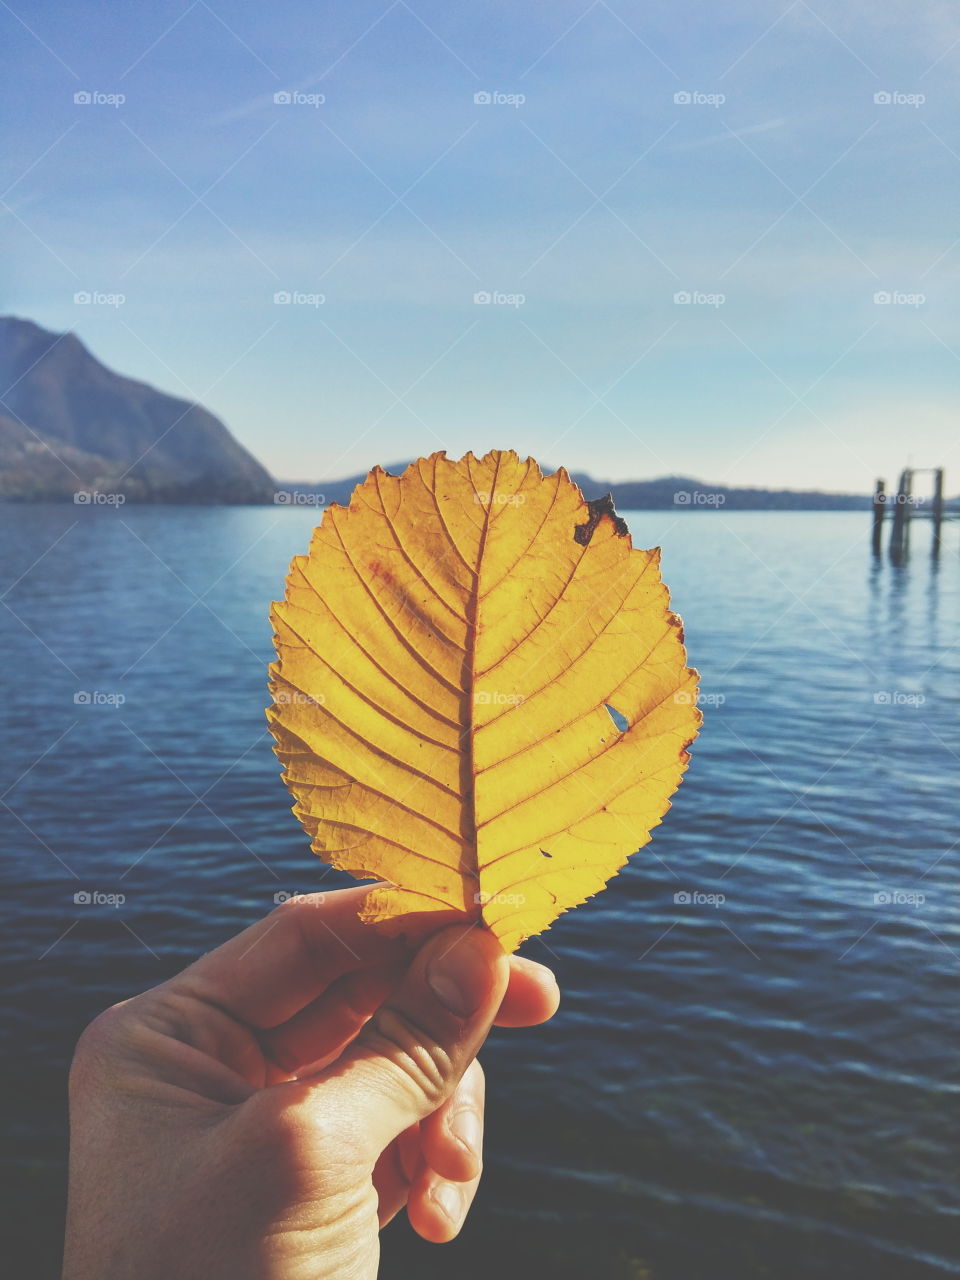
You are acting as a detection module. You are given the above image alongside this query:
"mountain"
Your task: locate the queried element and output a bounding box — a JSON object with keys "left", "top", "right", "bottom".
{"left": 280, "top": 462, "right": 893, "bottom": 512}
{"left": 0, "top": 317, "right": 274, "bottom": 502}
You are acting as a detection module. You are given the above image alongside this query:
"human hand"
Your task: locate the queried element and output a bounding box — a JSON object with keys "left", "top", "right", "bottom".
{"left": 63, "top": 886, "right": 559, "bottom": 1279}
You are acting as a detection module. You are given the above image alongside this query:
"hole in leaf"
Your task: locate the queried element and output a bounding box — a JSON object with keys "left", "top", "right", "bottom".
{"left": 604, "top": 703, "right": 629, "bottom": 733}
{"left": 540, "top": 848, "right": 553, "bottom": 858}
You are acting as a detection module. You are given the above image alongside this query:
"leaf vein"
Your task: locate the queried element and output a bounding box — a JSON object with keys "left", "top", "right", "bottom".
{"left": 326, "top": 513, "right": 462, "bottom": 696}
{"left": 273, "top": 626, "right": 458, "bottom": 750}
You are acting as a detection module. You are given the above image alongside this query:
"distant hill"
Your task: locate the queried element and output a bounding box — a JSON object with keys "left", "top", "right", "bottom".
{"left": 569, "top": 471, "right": 875, "bottom": 510}
{"left": 0, "top": 317, "right": 274, "bottom": 503}
{"left": 279, "top": 461, "right": 920, "bottom": 512}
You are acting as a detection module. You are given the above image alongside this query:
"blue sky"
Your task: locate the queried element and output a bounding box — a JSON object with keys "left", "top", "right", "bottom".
{"left": 2, "top": 0, "right": 958, "bottom": 490}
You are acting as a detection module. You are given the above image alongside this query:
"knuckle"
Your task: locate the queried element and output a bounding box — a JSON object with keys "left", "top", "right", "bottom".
{"left": 282, "top": 899, "right": 339, "bottom": 967}
{"left": 74, "top": 1001, "right": 126, "bottom": 1053}
{"left": 361, "top": 1005, "right": 454, "bottom": 1110}
{"left": 69, "top": 1002, "right": 131, "bottom": 1094}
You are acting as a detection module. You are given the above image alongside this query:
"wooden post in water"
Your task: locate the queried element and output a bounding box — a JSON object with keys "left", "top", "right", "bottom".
{"left": 872, "top": 479, "right": 886, "bottom": 554}
{"left": 932, "top": 467, "right": 944, "bottom": 554}
{"left": 889, "top": 467, "right": 912, "bottom": 562}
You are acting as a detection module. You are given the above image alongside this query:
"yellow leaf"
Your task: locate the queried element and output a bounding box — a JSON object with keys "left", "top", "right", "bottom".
{"left": 267, "top": 450, "right": 700, "bottom": 952}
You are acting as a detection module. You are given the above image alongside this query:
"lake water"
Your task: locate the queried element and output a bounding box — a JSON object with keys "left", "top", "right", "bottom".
{"left": 1, "top": 504, "right": 958, "bottom": 1279}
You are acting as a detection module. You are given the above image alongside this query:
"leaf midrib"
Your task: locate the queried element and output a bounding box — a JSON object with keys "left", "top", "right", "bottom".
{"left": 461, "top": 451, "right": 503, "bottom": 895}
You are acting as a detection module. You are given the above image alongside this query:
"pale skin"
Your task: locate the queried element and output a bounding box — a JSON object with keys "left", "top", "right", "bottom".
{"left": 63, "top": 886, "right": 560, "bottom": 1279}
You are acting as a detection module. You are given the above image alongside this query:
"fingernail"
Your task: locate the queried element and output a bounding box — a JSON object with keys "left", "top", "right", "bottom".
{"left": 449, "top": 1107, "right": 482, "bottom": 1156}
{"left": 432, "top": 1180, "right": 463, "bottom": 1225}
{"left": 427, "top": 930, "right": 492, "bottom": 1017}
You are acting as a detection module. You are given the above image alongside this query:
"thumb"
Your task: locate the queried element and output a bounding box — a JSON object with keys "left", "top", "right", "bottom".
{"left": 314, "top": 923, "right": 508, "bottom": 1158}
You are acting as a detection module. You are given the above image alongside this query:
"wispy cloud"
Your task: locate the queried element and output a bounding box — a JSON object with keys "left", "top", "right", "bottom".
{"left": 204, "top": 71, "right": 328, "bottom": 128}
{"left": 665, "top": 119, "right": 787, "bottom": 153}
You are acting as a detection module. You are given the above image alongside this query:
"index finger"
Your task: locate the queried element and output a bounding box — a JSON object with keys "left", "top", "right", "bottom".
{"left": 173, "top": 885, "right": 409, "bottom": 1029}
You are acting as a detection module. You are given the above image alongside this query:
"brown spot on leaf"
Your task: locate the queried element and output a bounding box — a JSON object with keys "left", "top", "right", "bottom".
{"left": 367, "top": 560, "right": 395, "bottom": 587}
{"left": 573, "top": 494, "right": 628, "bottom": 545}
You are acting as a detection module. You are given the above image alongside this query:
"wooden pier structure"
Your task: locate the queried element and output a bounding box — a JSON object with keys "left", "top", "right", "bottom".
{"left": 872, "top": 467, "right": 954, "bottom": 560}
